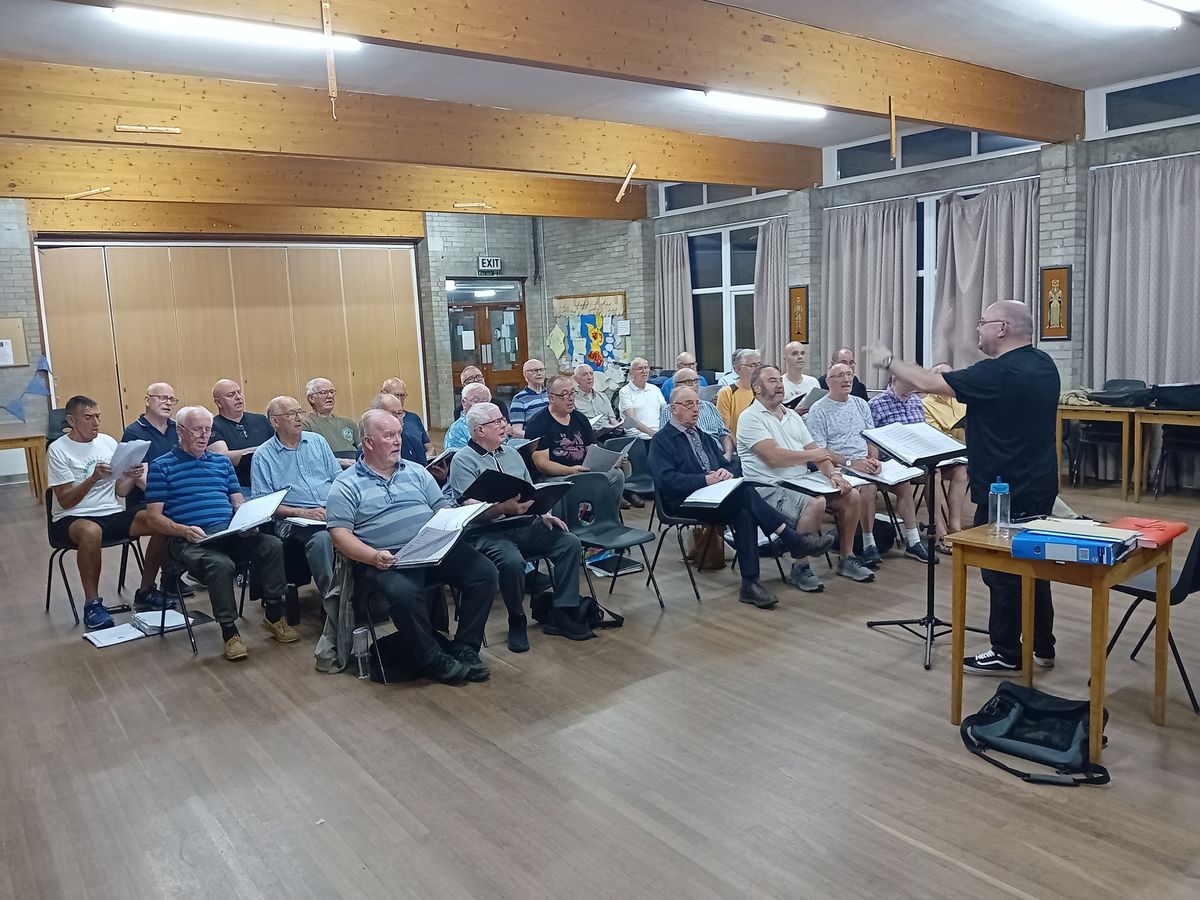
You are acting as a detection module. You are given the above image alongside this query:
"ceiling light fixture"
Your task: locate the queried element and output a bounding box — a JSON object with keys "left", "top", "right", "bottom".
{"left": 1156, "top": 1, "right": 1200, "bottom": 12}
{"left": 112, "top": 6, "right": 362, "bottom": 51}
{"left": 474, "top": 290, "right": 497, "bottom": 298}
{"left": 702, "top": 90, "right": 826, "bottom": 119}
{"left": 1053, "top": 0, "right": 1181, "bottom": 28}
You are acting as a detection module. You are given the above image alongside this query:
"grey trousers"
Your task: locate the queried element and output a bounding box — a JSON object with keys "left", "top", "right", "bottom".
{"left": 277, "top": 521, "right": 335, "bottom": 596}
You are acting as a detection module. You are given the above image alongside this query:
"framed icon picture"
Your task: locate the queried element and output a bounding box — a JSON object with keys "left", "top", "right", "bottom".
{"left": 789, "top": 285, "right": 809, "bottom": 343}
{"left": 1040, "top": 265, "right": 1071, "bottom": 341}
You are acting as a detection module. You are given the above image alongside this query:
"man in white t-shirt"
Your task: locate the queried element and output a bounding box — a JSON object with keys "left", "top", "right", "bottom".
{"left": 737, "top": 366, "right": 874, "bottom": 586}
{"left": 618, "top": 357, "right": 667, "bottom": 440}
{"left": 782, "top": 341, "right": 821, "bottom": 407}
{"left": 47, "top": 395, "right": 161, "bottom": 630}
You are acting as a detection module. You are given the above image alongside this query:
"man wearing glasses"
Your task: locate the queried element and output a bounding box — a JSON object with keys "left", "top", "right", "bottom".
{"left": 863, "top": 300, "right": 1060, "bottom": 676}
{"left": 444, "top": 382, "right": 492, "bottom": 450}
{"left": 145, "top": 406, "right": 294, "bottom": 661}
{"left": 303, "top": 377, "right": 361, "bottom": 468}
{"left": 525, "top": 374, "right": 626, "bottom": 510}
{"left": 658, "top": 351, "right": 709, "bottom": 400}
{"left": 658, "top": 367, "right": 732, "bottom": 458}
{"left": 251, "top": 395, "right": 342, "bottom": 598}
{"left": 716, "top": 348, "right": 762, "bottom": 442}
{"left": 380, "top": 377, "right": 433, "bottom": 460}
{"left": 209, "top": 378, "right": 273, "bottom": 485}
{"left": 453, "top": 366, "right": 511, "bottom": 425}
{"left": 618, "top": 357, "right": 667, "bottom": 442}
{"left": 450, "top": 401, "right": 592, "bottom": 648}
{"left": 509, "top": 359, "right": 550, "bottom": 438}
{"left": 123, "top": 382, "right": 192, "bottom": 600}
{"left": 817, "top": 348, "right": 869, "bottom": 400}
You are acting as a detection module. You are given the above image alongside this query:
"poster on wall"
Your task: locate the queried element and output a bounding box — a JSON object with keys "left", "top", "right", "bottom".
{"left": 550, "top": 291, "right": 631, "bottom": 372}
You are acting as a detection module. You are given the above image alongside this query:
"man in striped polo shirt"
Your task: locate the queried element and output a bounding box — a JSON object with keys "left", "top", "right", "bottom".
{"left": 328, "top": 409, "right": 498, "bottom": 685}
{"left": 144, "top": 406, "right": 295, "bottom": 661}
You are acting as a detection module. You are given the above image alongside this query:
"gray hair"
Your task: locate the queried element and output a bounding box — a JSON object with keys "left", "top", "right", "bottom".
{"left": 265, "top": 395, "right": 296, "bottom": 418}
{"left": 732, "top": 348, "right": 761, "bottom": 366}
{"left": 461, "top": 382, "right": 491, "bottom": 405}
{"left": 359, "top": 408, "right": 396, "bottom": 438}
{"left": 305, "top": 377, "right": 332, "bottom": 397}
{"left": 465, "top": 402, "right": 500, "bottom": 432}
{"left": 176, "top": 405, "right": 212, "bottom": 430}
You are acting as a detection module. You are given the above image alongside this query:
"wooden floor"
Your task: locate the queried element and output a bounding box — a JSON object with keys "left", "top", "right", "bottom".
{"left": 2, "top": 480, "right": 1199, "bottom": 900}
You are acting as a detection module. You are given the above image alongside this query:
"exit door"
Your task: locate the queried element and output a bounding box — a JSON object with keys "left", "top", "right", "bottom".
{"left": 447, "top": 278, "right": 528, "bottom": 401}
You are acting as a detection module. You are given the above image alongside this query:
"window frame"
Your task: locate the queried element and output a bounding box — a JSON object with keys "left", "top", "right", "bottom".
{"left": 1084, "top": 66, "right": 1200, "bottom": 141}
{"left": 823, "top": 127, "right": 1041, "bottom": 186}
{"left": 686, "top": 221, "right": 765, "bottom": 372}
{"left": 657, "top": 184, "right": 788, "bottom": 217}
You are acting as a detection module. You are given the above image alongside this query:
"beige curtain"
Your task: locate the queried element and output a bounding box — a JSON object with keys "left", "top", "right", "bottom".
{"left": 1088, "top": 155, "right": 1200, "bottom": 385}
{"left": 821, "top": 197, "right": 917, "bottom": 390}
{"left": 654, "top": 233, "right": 694, "bottom": 365}
{"left": 752, "top": 217, "right": 788, "bottom": 367}
{"left": 932, "top": 179, "right": 1039, "bottom": 368}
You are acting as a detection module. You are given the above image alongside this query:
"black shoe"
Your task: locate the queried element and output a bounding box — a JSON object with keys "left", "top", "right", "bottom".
{"left": 450, "top": 645, "right": 491, "bottom": 682}
{"left": 133, "top": 587, "right": 177, "bottom": 612}
{"left": 526, "top": 570, "right": 554, "bottom": 596}
{"left": 963, "top": 649, "right": 1021, "bottom": 676}
{"left": 543, "top": 607, "right": 595, "bottom": 641}
{"left": 789, "top": 530, "right": 836, "bottom": 558}
{"left": 738, "top": 582, "right": 778, "bottom": 609}
{"left": 422, "top": 652, "right": 472, "bottom": 685}
{"left": 624, "top": 492, "right": 645, "bottom": 508}
{"left": 860, "top": 545, "right": 883, "bottom": 569}
{"left": 160, "top": 572, "right": 195, "bottom": 598}
{"left": 530, "top": 591, "right": 553, "bottom": 624}
{"left": 904, "top": 541, "right": 937, "bottom": 564}
{"left": 507, "top": 615, "right": 530, "bottom": 653}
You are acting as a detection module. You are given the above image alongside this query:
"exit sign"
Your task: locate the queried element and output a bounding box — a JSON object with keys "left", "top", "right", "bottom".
{"left": 477, "top": 256, "right": 502, "bottom": 273}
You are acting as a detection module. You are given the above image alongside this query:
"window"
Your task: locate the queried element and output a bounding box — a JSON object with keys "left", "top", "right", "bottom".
{"left": 901, "top": 128, "right": 972, "bottom": 167}
{"left": 827, "top": 129, "right": 1041, "bottom": 184}
{"left": 687, "top": 225, "right": 760, "bottom": 372}
{"left": 659, "top": 183, "right": 785, "bottom": 214}
{"left": 837, "top": 139, "right": 893, "bottom": 179}
{"left": 1106, "top": 72, "right": 1200, "bottom": 130}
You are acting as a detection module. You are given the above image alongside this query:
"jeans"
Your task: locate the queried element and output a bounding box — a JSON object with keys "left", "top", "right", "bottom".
{"left": 168, "top": 531, "right": 287, "bottom": 625}
{"left": 973, "top": 495, "right": 1056, "bottom": 661}
{"left": 469, "top": 518, "right": 583, "bottom": 614}
{"left": 353, "top": 542, "right": 497, "bottom": 666}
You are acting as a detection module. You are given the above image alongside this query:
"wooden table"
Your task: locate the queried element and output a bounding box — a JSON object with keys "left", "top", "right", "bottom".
{"left": 948, "top": 524, "right": 1172, "bottom": 763}
{"left": 0, "top": 424, "right": 48, "bottom": 500}
{"left": 1056, "top": 404, "right": 1136, "bottom": 501}
{"left": 1132, "top": 407, "right": 1200, "bottom": 503}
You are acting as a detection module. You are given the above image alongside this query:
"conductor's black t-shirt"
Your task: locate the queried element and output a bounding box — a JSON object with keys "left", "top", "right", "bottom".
{"left": 942, "top": 345, "right": 1060, "bottom": 507}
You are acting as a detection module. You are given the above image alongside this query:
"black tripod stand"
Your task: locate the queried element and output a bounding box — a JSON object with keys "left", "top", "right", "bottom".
{"left": 866, "top": 451, "right": 986, "bottom": 669}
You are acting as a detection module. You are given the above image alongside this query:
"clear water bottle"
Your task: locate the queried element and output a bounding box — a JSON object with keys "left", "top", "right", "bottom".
{"left": 988, "top": 478, "right": 1011, "bottom": 538}
{"left": 351, "top": 626, "right": 370, "bottom": 679}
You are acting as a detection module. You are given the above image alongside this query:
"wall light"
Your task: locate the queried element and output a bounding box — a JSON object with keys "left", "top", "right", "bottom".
{"left": 702, "top": 90, "right": 826, "bottom": 119}
{"left": 474, "top": 290, "right": 497, "bottom": 298}
{"left": 113, "top": 6, "right": 362, "bottom": 51}
{"left": 1053, "top": 0, "right": 1182, "bottom": 27}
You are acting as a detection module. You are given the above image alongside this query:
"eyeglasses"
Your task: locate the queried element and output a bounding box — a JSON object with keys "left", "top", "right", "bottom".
{"left": 738, "top": 361, "right": 763, "bottom": 370}
{"left": 462, "top": 374, "right": 485, "bottom": 384}
{"left": 549, "top": 390, "right": 577, "bottom": 399}
{"left": 182, "top": 425, "right": 212, "bottom": 436}
{"left": 311, "top": 388, "right": 337, "bottom": 397}
{"left": 147, "top": 394, "right": 177, "bottom": 404}
{"left": 676, "top": 378, "right": 699, "bottom": 386}
{"left": 671, "top": 400, "right": 700, "bottom": 409}
{"left": 475, "top": 417, "right": 508, "bottom": 429}
{"left": 271, "top": 410, "right": 304, "bottom": 420}
{"left": 525, "top": 368, "right": 546, "bottom": 375}
{"left": 631, "top": 365, "right": 650, "bottom": 371}
{"left": 977, "top": 318, "right": 1006, "bottom": 329}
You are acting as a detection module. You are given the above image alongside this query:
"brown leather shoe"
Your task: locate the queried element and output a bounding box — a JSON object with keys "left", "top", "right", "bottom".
{"left": 262, "top": 617, "right": 300, "bottom": 643}
{"left": 223, "top": 634, "right": 248, "bottom": 661}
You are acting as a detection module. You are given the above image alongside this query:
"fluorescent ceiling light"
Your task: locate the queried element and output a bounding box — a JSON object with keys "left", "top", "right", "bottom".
{"left": 1157, "top": 1, "right": 1200, "bottom": 12}
{"left": 702, "top": 90, "right": 826, "bottom": 119}
{"left": 474, "top": 290, "right": 497, "bottom": 298}
{"left": 113, "top": 6, "right": 362, "bottom": 51}
{"left": 445, "top": 280, "right": 457, "bottom": 291}
{"left": 1053, "top": 0, "right": 1182, "bottom": 27}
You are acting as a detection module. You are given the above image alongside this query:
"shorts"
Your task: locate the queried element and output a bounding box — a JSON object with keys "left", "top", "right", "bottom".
{"left": 51, "top": 506, "right": 142, "bottom": 545}
{"left": 754, "top": 485, "right": 814, "bottom": 527}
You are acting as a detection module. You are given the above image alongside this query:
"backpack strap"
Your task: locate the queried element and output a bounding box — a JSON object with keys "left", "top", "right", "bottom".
{"left": 960, "top": 716, "right": 1110, "bottom": 787}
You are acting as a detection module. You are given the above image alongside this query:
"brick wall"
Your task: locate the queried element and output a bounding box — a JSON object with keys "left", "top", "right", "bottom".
{"left": 1037, "top": 141, "right": 1089, "bottom": 389}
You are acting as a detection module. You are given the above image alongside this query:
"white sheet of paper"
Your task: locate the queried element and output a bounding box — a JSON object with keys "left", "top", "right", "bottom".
{"left": 83, "top": 623, "right": 146, "bottom": 647}
{"left": 284, "top": 516, "right": 326, "bottom": 527}
{"left": 461, "top": 330, "right": 476, "bottom": 351}
{"left": 105, "top": 440, "right": 151, "bottom": 480}
{"left": 616, "top": 319, "right": 631, "bottom": 336}
{"left": 199, "top": 489, "right": 287, "bottom": 543}
{"left": 0, "top": 339, "right": 13, "bottom": 366}
{"left": 683, "top": 477, "right": 744, "bottom": 506}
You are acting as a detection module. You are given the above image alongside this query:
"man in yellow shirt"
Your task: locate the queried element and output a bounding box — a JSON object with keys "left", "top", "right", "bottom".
{"left": 716, "top": 348, "right": 760, "bottom": 443}
{"left": 922, "top": 363, "right": 969, "bottom": 551}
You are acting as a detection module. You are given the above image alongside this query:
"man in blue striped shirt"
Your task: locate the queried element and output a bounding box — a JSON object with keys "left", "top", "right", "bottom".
{"left": 145, "top": 406, "right": 294, "bottom": 661}
{"left": 508, "top": 358, "right": 549, "bottom": 437}
{"left": 327, "top": 409, "right": 498, "bottom": 685}
{"left": 251, "top": 395, "right": 342, "bottom": 597}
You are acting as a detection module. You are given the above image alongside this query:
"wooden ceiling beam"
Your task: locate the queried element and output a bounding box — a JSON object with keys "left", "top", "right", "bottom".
{"left": 25, "top": 200, "right": 426, "bottom": 237}
{"left": 116, "top": 0, "right": 1084, "bottom": 143}
{"left": 0, "top": 139, "right": 645, "bottom": 220}
{"left": 0, "top": 59, "right": 818, "bottom": 189}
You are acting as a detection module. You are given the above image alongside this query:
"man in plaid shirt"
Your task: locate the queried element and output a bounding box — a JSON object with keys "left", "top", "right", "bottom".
{"left": 658, "top": 367, "right": 733, "bottom": 458}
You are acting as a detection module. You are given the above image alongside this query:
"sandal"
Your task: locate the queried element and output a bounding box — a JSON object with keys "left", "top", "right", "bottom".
{"left": 934, "top": 539, "right": 953, "bottom": 556}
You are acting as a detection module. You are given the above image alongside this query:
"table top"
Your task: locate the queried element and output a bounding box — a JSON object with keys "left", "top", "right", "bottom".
{"left": 1057, "top": 404, "right": 1200, "bottom": 417}
{"left": 0, "top": 423, "right": 46, "bottom": 442}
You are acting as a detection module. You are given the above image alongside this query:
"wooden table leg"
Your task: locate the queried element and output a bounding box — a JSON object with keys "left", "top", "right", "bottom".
{"left": 1056, "top": 412, "right": 1064, "bottom": 489}
{"left": 1089, "top": 583, "right": 1109, "bottom": 763}
{"left": 1154, "top": 558, "right": 1170, "bottom": 726}
{"left": 951, "top": 550, "right": 967, "bottom": 725}
{"left": 1133, "top": 412, "right": 1144, "bottom": 503}
{"left": 1120, "top": 414, "right": 1130, "bottom": 502}
{"left": 1020, "top": 576, "right": 1034, "bottom": 687}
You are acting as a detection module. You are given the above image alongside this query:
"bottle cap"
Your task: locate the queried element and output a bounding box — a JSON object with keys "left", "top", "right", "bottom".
{"left": 990, "top": 478, "right": 1009, "bottom": 494}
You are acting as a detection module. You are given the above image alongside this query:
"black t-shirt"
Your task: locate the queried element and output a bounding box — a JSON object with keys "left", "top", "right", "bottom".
{"left": 818, "top": 374, "right": 869, "bottom": 401}
{"left": 943, "top": 345, "right": 1060, "bottom": 507}
{"left": 523, "top": 408, "right": 594, "bottom": 472}
{"left": 210, "top": 412, "right": 273, "bottom": 451}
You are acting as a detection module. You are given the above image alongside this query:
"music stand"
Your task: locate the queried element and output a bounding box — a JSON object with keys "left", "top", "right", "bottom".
{"left": 861, "top": 424, "right": 985, "bottom": 669}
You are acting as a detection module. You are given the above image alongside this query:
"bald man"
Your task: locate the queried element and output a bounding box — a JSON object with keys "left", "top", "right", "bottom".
{"left": 380, "top": 377, "right": 432, "bottom": 459}
{"left": 865, "top": 300, "right": 1060, "bottom": 676}
{"left": 659, "top": 351, "right": 708, "bottom": 400}
{"left": 509, "top": 359, "right": 549, "bottom": 437}
{"left": 817, "top": 348, "right": 869, "bottom": 401}
{"left": 208, "top": 378, "right": 273, "bottom": 486}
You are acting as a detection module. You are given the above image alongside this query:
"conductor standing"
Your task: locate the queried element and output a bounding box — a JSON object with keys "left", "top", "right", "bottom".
{"left": 864, "top": 301, "right": 1060, "bottom": 675}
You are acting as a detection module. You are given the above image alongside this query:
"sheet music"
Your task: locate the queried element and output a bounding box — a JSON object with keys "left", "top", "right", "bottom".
{"left": 862, "top": 422, "right": 966, "bottom": 466}
{"left": 104, "top": 440, "right": 150, "bottom": 479}
{"left": 847, "top": 459, "right": 925, "bottom": 486}
{"left": 583, "top": 438, "right": 635, "bottom": 472}
{"left": 425, "top": 447, "right": 455, "bottom": 468}
{"left": 778, "top": 471, "right": 868, "bottom": 495}
{"left": 682, "top": 477, "right": 744, "bottom": 506}
{"left": 82, "top": 623, "right": 145, "bottom": 647}
{"left": 199, "top": 489, "right": 288, "bottom": 543}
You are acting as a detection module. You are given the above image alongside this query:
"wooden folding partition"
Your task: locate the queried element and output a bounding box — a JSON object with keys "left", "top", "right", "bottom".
{"left": 37, "top": 243, "right": 424, "bottom": 437}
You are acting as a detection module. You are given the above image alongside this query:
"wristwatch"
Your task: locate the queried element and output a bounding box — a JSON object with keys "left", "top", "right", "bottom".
{"left": 880, "top": 354, "right": 893, "bottom": 369}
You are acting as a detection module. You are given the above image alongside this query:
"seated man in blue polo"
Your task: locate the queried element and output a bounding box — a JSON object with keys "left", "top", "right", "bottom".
{"left": 208, "top": 378, "right": 273, "bottom": 487}
{"left": 123, "top": 380, "right": 192, "bottom": 599}
{"left": 444, "top": 382, "right": 491, "bottom": 450}
{"left": 251, "top": 395, "right": 341, "bottom": 598}
{"left": 48, "top": 394, "right": 165, "bottom": 629}
{"left": 508, "top": 358, "right": 549, "bottom": 438}
{"left": 370, "top": 391, "right": 429, "bottom": 465}
{"left": 144, "top": 405, "right": 296, "bottom": 661}
{"left": 327, "top": 409, "right": 498, "bottom": 685}
{"left": 649, "top": 386, "right": 834, "bottom": 610}
{"left": 449, "top": 401, "right": 592, "bottom": 651}
{"left": 380, "top": 377, "right": 433, "bottom": 460}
